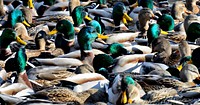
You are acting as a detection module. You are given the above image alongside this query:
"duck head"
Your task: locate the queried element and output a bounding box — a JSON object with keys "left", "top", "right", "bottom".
{"left": 78, "top": 26, "right": 97, "bottom": 51}
{"left": 72, "top": 6, "right": 92, "bottom": 27}
{"left": 186, "top": 22, "right": 200, "bottom": 42}
{"left": 138, "top": 8, "right": 155, "bottom": 34}
{"left": 86, "top": 20, "right": 108, "bottom": 39}
{"left": 130, "top": 0, "right": 154, "bottom": 10}
{"left": 120, "top": 75, "right": 139, "bottom": 104}
{"left": 147, "top": 23, "right": 168, "bottom": 46}
{"left": 108, "top": 43, "right": 128, "bottom": 58}
{"left": 0, "top": 28, "right": 27, "bottom": 49}
{"left": 157, "top": 14, "right": 175, "bottom": 31}
{"left": 112, "top": 2, "right": 133, "bottom": 27}
{"left": 8, "top": 9, "right": 31, "bottom": 28}
{"left": 171, "top": 1, "right": 192, "bottom": 21}
{"left": 93, "top": 54, "right": 115, "bottom": 74}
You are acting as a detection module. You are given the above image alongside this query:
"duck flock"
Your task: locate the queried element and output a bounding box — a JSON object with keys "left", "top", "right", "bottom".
{"left": 0, "top": 0, "right": 200, "bottom": 104}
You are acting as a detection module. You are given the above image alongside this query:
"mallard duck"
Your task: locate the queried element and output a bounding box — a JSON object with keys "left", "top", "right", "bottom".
{"left": 186, "top": 0, "right": 199, "bottom": 14}
{"left": 108, "top": 74, "right": 142, "bottom": 104}
{"left": 138, "top": 8, "right": 155, "bottom": 36}
{"left": 0, "top": 28, "right": 27, "bottom": 60}
{"left": 179, "top": 64, "right": 199, "bottom": 82}
{"left": 36, "top": 26, "right": 99, "bottom": 66}
{"left": 171, "top": 1, "right": 192, "bottom": 22}
{"left": 72, "top": 5, "right": 92, "bottom": 27}
{"left": 157, "top": 14, "right": 174, "bottom": 31}
{"left": 186, "top": 22, "right": 200, "bottom": 42}
{"left": 4, "top": 48, "right": 32, "bottom": 88}
{"left": 3, "top": 9, "right": 31, "bottom": 28}
{"left": 112, "top": 2, "right": 133, "bottom": 30}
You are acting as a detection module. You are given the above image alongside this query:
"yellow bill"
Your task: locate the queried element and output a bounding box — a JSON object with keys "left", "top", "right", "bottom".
{"left": 177, "top": 64, "right": 182, "bottom": 71}
{"left": 84, "top": 15, "right": 92, "bottom": 21}
{"left": 128, "top": 99, "right": 133, "bottom": 104}
{"left": 22, "top": 20, "right": 31, "bottom": 27}
{"left": 123, "top": 13, "right": 133, "bottom": 21}
{"left": 121, "top": 91, "right": 127, "bottom": 104}
{"left": 130, "top": 1, "right": 138, "bottom": 8}
{"left": 97, "top": 33, "right": 109, "bottom": 40}
{"left": 160, "top": 30, "right": 168, "bottom": 35}
{"left": 16, "top": 36, "right": 27, "bottom": 45}
{"left": 122, "top": 17, "right": 128, "bottom": 25}
{"left": 48, "top": 28, "right": 58, "bottom": 35}
{"left": 28, "top": 0, "right": 34, "bottom": 9}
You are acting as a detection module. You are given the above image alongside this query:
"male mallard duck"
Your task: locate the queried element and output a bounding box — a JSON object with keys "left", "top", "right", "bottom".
{"left": 4, "top": 9, "right": 31, "bottom": 28}
{"left": 0, "top": 28, "right": 27, "bottom": 60}
{"left": 186, "top": 0, "right": 199, "bottom": 14}
{"left": 36, "top": 26, "right": 99, "bottom": 66}
{"left": 4, "top": 48, "right": 32, "bottom": 88}
{"left": 186, "top": 22, "right": 200, "bottom": 42}
{"left": 157, "top": 14, "right": 174, "bottom": 31}
{"left": 49, "top": 19, "right": 75, "bottom": 53}
{"left": 72, "top": 5, "right": 92, "bottom": 27}
{"left": 112, "top": 2, "right": 133, "bottom": 31}
{"left": 108, "top": 74, "right": 145, "bottom": 104}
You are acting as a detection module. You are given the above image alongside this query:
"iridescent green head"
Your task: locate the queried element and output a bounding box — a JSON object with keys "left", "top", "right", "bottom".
{"left": 8, "top": 9, "right": 26, "bottom": 27}
{"left": 186, "top": 22, "right": 200, "bottom": 42}
{"left": 72, "top": 6, "right": 92, "bottom": 27}
{"left": 0, "top": 28, "right": 26, "bottom": 49}
{"left": 108, "top": 43, "right": 128, "bottom": 58}
{"left": 157, "top": 14, "right": 175, "bottom": 31}
{"left": 0, "top": 28, "right": 17, "bottom": 48}
{"left": 56, "top": 20, "right": 75, "bottom": 40}
{"left": 93, "top": 54, "right": 114, "bottom": 72}
{"left": 138, "top": 0, "right": 153, "bottom": 10}
{"left": 122, "top": 75, "right": 136, "bottom": 87}
{"left": 77, "top": 26, "right": 97, "bottom": 51}
{"left": 112, "top": 2, "right": 133, "bottom": 26}
{"left": 147, "top": 24, "right": 160, "bottom": 45}
{"left": 86, "top": 20, "right": 102, "bottom": 34}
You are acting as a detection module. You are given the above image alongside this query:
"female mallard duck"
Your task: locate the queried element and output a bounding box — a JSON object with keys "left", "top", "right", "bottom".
{"left": 186, "top": 0, "right": 199, "bottom": 14}
{"left": 138, "top": 7, "right": 155, "bottom": 36}
{"left": 171, "top": 1, "right": 192, "bottom": 22}
{"left": 0, "top": 28, "right": 27, "bottom": 60}
{"left": 112, "top": 2, "right": 133, "bottom": 31}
